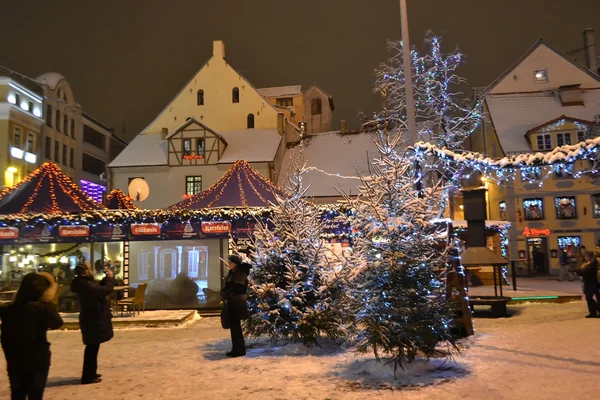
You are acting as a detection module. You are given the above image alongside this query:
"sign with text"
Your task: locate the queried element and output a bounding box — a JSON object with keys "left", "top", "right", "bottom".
{"left": 58, "top": 225, "right": 90, "bottom": 239}
{"left": 0, "top": 227, "right": 19, "bottom": 240}
{"left": 131, "top": 223, "right": 161, "bottom": 236}
{"left": 523, "top": 226, "right": 550, "bottom": 237}
{"left": 201, "top": 221, "right": 231, "bottom": 236}
{"left": 91, "top": 223, "right": 128, "bottom": 242}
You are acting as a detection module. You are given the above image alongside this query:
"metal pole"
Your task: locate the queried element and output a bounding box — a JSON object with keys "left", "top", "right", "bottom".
{"left": 399, "top": 0, "right": 417, "bottom": 145}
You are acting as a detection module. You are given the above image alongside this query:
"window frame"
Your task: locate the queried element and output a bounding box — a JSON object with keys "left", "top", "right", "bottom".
{"left": 26, "top": 132, "right": 34, "bottom": 153}
{"left": 63, "top": 115, "right": 69, "bottom": 136}
{"left": 54, "top": 140, "right": 59, "bottom": 163}
{"left": 311, "top": 98, "right": 322, "bottom": 115}
{"left": 499, "top": 201, "right": 506, "bottom": 221}
{"left": 197, "top": 89, "right": 204, "bottom": 105}
{"left": 535, "top": 133, "right": 552, "bottom": 151}
{"left": 185, "top": 176, "right": 203, "bottom": 196}
{"left": 13, "top": 127, "right": 21, "bottom": 148}
{"left": 592, "top": 194, "right": 600, "bottom": 218}
{"left": 247, "top": 113, "right": 255, "bottom": 129}
{"left": 576, "top": 130, "right": 586, "bottom": 143}
{"left": 521, "top": 167, "right": 542, "bottom": 182}
{"left": 276, "top": 97, "right": 294, "bottom": 107}
{"left": 534, "top": 69, "right": 548, "bottom": 83}
{"left": 70, "top": 119, "right": 76, "bottom": 139}
{"left": 555, "top": 196, "right": 577, "bottom": 220}
{"left": 55, "top": 110, "right": 61, "bottom": 132}
{"left": 232, "top": 87, "right": 240, "bottom": 103}
{"left": 62, "top": 144, "right": 67, "bottom": 165}
{"left": 46, "top": 104, "right": 53, "bottom": 127}
{"left": 183, "top": 139, "right": 192, "bottom": 156}
{"left": 196, "top": 138, "right": 205, "bottom": 157}
{"left": 70, "top": 148, "right": 75, "bottom": 168}
{"left": 556, "top": 131, "right": 572, "bottom": 147}
{"left": 523, "top": 198, "right": 545, "bottom": 221}
{"left": 557, "top": 236, "right": 581, "bottom": 250}
{"left": 45, "top": 137, "right": 52, "bottom": 159}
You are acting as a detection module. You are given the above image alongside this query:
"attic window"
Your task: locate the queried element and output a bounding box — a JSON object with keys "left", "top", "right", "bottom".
{"left": 183, "top": 139, "right": 192, "bottom": 156}
{"left": 534, "top": 69, "right": 548, "bottom": 83}
{"left": 197, "top": 90, "right": 204, "bottom": 106}
{"left": 232, "top": 87, "right": 240, "bottom": 103}
{"left": 311, "top": 98, "right": 322, "bottom": 115}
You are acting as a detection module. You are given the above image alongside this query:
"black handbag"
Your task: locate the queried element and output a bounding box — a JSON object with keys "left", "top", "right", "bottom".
{"left": 220, "top": 301, "right": 230, "bottom": 329}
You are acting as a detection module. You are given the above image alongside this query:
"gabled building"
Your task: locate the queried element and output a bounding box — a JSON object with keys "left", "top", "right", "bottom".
{"left": 470, "top": 32, "right": 600, "bottom": 276}
{"left": 108, "top": 40, "right": 304, "bottom": 209}
{"left": 258, "top": 84, "right": 335, "bottom": 133}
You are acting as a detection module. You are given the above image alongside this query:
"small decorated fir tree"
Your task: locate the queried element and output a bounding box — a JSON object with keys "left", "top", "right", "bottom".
{"left": 342, "top": 122, "right": 458, "bottom": 372}
{"left": 244, "top": 149, "right": 345, "bottom": 346}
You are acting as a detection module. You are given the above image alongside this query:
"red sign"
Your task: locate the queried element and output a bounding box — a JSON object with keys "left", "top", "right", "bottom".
{"left": 58, "top": 226, "right": 90, "bottom": 238}
{"left": 183, "top": 155, "right": 204, "bottom": 160}
{"left": 523, "top": 226, "right": 550, "bottom": 237}
{"left": 0, "top": 227, "right": 18, "bottom": 239}
{"left": 131, "top": 223, "right": 161, "bottom": 236}
{"left": 201, "top": 221, "right": 231, "bottom": 234}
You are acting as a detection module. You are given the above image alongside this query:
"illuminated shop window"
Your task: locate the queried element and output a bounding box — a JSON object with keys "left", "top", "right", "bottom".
{"left": 555, "top": 196, "right": 576, "bottom": 219}
{"left": 523, "top": 198, "right": 544, "bottom": 220}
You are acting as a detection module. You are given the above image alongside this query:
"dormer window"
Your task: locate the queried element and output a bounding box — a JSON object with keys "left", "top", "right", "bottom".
{"left": 197, "top": 138, "right": 205, "bottom": 157}
{"left": 534, "top": 69, "right": 548, "bottom": 83}
{"left": 232, "top": 87, "right": 240, "bottom": 103}
{"left": 183, "top": 139, "right": 192, "bottom": 156}
{"left": 536, "top": 133, "right": 552, "bottom": 151}
{"left": 556, "top": 132, "right": 572, "bottom": 146}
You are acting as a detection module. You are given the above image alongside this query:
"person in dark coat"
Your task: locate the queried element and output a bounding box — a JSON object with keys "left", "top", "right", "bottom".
{"left": 221, "top": 254, "right": 251, "bottom": 357}
{"left": 70, "top": 262, "right": 116, "bottom": 384}
{"left": 1, "top": 272, "right": 63, "bottom": 400}
{"left": 574, "top": 250, "right": 600, "bottom": 318}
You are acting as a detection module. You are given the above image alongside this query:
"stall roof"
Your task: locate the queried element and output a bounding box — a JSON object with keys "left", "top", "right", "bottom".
{"left": 170, "top": 160, "right": 286, "bottom": 209}
{"left": 0, "top": 162, "right": 105, "bottom": 214}
{"left": 104, "top": 189, "right": 137, "bottom": 210}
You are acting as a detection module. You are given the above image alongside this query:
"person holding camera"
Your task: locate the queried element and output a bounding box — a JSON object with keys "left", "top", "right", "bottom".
{"left": 71, "top": 262, "right": 116, "bottom": 384}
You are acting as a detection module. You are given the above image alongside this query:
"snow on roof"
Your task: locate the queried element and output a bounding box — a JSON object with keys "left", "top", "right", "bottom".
{"left": 486, "top": 89, "right": 600, "bottom": 154}
{"left": 36, "top": 72, "right": 67, "bottom": 90}
{"left": 278, "top": 131, "right": 378, "bottom": 197}
{"left": 108, "top": 134, "right": 168, "bottom": 167}
{"left": 257, "top": 85, "right": 302, "bottom": 98}
{"left": 218, "top": 128, "right": 282, "bottom": 164}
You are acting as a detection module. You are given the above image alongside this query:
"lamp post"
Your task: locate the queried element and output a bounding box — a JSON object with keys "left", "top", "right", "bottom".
{"left": 399, "top": 0, "right": 417, "bottom": 145}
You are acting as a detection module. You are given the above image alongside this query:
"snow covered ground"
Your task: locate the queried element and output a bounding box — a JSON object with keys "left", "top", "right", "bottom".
{"left": 1, "top": 302, "right": 599, "bottom": 399}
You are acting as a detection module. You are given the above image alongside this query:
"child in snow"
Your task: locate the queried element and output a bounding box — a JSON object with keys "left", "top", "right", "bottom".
{"left": 1, "top": 272, "right": 64, "bottom": 399}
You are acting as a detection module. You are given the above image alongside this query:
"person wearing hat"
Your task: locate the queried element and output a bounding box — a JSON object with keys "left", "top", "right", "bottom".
{"left": 221, "top": 254, "right": 252, "bottom": 357}
{"left": 1, "top": 272, "right": 63, "bottom": 399}
{"left": 71, "top": 262, "right": 116, "bottom": 384}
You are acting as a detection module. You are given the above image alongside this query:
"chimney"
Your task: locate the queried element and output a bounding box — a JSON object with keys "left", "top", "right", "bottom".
{"left": 277, "top": 113, "right": 285, "bottom": 135}
{"left": 583, "top": 29, "right": 597, "bottom": 74}
{"left": 161, "top": 127, "right": 168, "bottom": 139}
{"left": 340, "top": 120, "right": 347, "bottom": 133}
{"left": 213, "top": 40, "right": 226, "bottom": 59}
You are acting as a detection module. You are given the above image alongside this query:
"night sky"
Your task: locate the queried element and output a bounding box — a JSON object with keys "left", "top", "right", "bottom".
{"left": 2, "top": 0, "right": 599, "bottom": 142}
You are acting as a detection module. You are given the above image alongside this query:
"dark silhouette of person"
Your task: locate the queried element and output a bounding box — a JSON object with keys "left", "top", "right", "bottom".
{"left": 221, "top": 254, "right": 251, "bottom": 357}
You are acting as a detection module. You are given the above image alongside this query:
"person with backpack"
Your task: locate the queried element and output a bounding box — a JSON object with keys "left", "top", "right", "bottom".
{"left": 1, "top": 272, "right": 64, "bottom": 399}
{"left": 70, "top": 262, "right": 116, "bottom": 384}
{"left": 220, "top": 254, "right": 251, "bottom": 357}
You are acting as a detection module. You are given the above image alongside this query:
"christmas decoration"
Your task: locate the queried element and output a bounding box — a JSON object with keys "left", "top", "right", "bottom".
{"left": 245, "top": 146, "right": 345, "bottom": 346}
{"left": 0, "top": 162, "right": 105, "bottom": 214}
{"left": 104, "top": 189, "right": 137, "bottom": 210}
{"left": 170, "top": 160, "right": 287, "bottom": 209}
{"left": 340, "top": 119, "right": 458, "bottom": 372}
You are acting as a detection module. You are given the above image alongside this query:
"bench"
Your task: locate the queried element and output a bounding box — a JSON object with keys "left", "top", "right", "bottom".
{"left": 468, "top": 296, "right": 511, "bottom": 317}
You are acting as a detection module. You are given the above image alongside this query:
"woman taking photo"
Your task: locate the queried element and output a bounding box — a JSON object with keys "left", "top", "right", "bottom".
{"left": 71, "top": 262, "right": 116, "bottom": 384}
{"left": 1, "top": 272, "right": 63, "bottom": 399}
{"left": 221, "top": 254, "right": 251, "bottom": 357}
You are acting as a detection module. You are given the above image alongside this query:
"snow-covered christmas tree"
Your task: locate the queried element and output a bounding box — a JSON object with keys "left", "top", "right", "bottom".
{"left": 245, "top": 149, "right": 345, "bottom": 346}
{"left": 341, "top": 119, "right": 458, "bottom": 372}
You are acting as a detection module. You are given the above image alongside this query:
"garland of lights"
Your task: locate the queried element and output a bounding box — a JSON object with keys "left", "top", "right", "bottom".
{"left": 104, "top": 189, "right": 137, "bottom": 210}
{"left": 0, "top": 162, "right": 105, "bottom": 214}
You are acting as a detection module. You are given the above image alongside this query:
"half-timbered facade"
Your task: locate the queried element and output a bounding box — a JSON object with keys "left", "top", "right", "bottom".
{"left": 166, "top": 118, "right": 227, "bottom": 167}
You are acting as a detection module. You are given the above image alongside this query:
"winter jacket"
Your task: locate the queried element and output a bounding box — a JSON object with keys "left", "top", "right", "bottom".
{"left": 71, "top": 275, "right": 116, "bottom": 345}
{"left": 0, "top": 272, "right": 64, "bottom": 374}
{"left": 574, "top": 259, "right": 599, "bottom": 285}
{"left": 221, "top": 263, "right": 251, "bottom": 320}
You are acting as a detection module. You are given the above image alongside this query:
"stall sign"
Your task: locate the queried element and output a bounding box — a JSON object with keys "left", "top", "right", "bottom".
{"left": 0, "top": 227, "right": 19, "bottom": 240}
{"left": 131, "top": 223, "right": 161, "bottom": 236}
{"left": 523, "top": 227, "right": 550, "bottom": 237}
{"left": 58, "top": 225, "right": 90, "bottom": 238}
{"left": 201, "top": 221, "right": 231, "bottom": 235}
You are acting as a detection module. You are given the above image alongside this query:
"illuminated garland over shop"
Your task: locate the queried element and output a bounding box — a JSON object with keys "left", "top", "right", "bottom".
{"left": 413, "top": 133, "right": 600, "bottom": 184}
